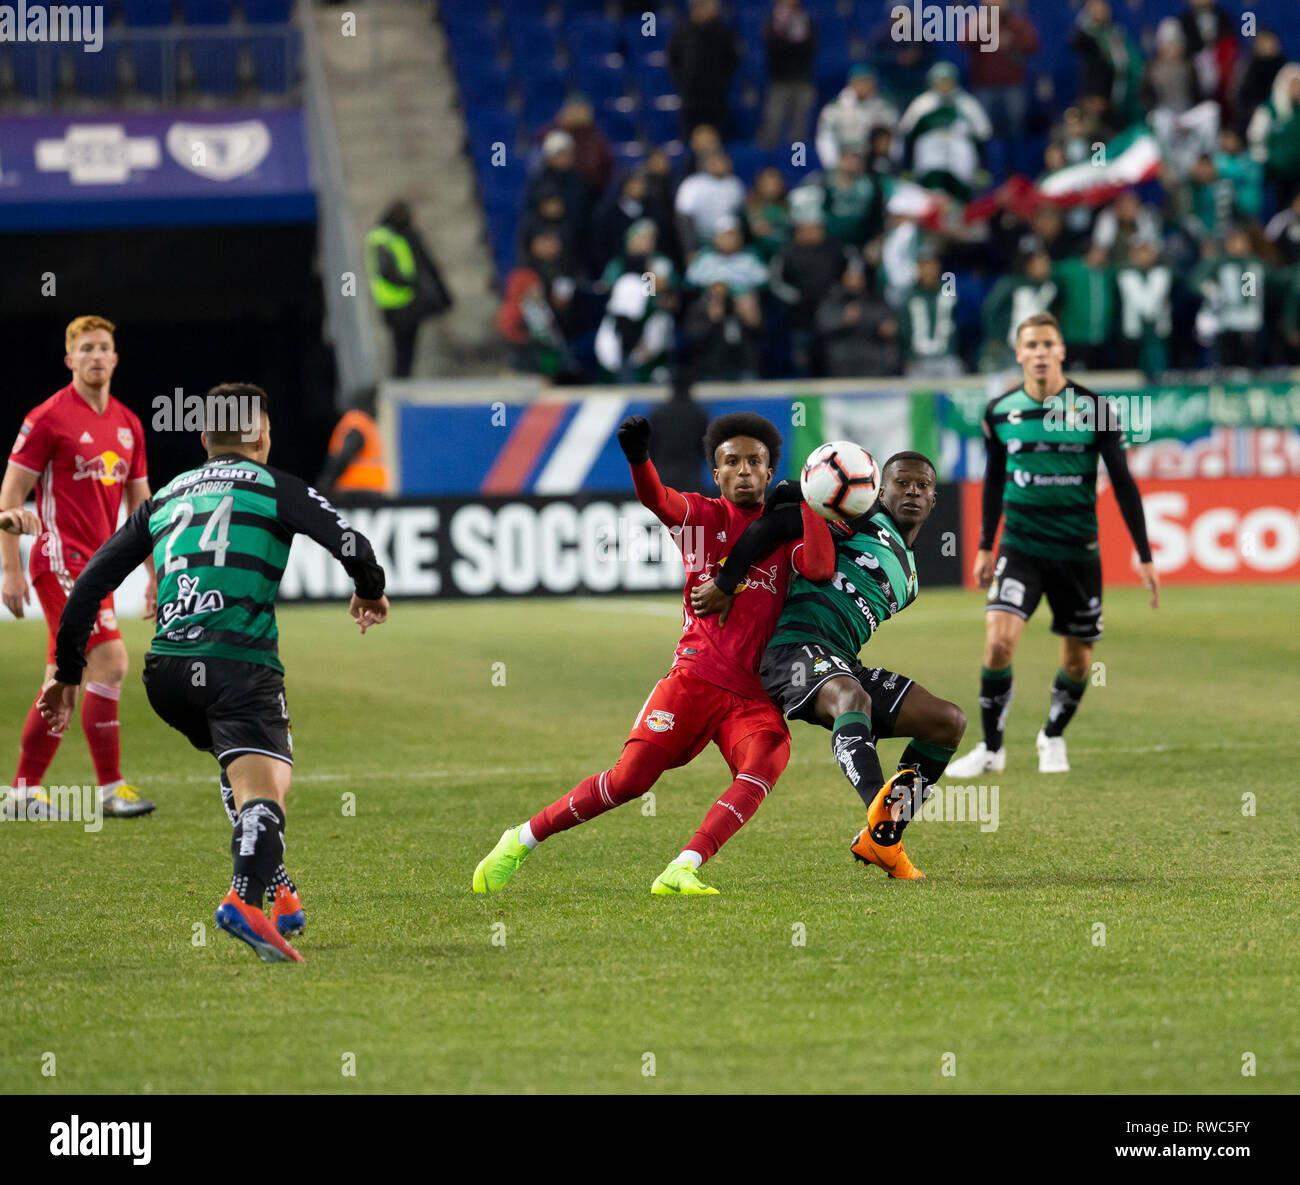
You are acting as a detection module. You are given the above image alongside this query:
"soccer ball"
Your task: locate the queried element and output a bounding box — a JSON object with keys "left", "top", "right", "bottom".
{"left": 800, "top": 441, "right": 881, "bottom": 521}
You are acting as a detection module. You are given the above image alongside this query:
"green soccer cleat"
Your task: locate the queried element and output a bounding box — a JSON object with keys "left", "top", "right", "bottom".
{"left": 650, "top": 860, "right": 720, "bottom": 896}
{"left": 472, "top": 825, "right": 531, "bottom": 893}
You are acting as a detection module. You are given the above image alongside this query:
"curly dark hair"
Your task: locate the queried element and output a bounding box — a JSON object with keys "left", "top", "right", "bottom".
{"left": 702, "top": 412, "right": 783, "bottom": 472}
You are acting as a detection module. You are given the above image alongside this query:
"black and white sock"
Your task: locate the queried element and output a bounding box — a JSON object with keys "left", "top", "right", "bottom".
{"left": 230, "top": 799, "right": 286, "bottom": 907}
{"left": 832, "top": 711, "right": 884, "bottom": 809}
{"left": 979, "top": 665, "right": 1014, "bottom": 751}
{"left": 1043, "top": 669, "right": 1088, "bottom": 738}
{"left": 222, "top": 773, "right": 297, "bottom": 902}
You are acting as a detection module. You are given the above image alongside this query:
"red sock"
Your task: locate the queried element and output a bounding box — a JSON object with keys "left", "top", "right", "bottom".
{"left": 530, "top": 740, "right": 669, "bottom": 842}
{"left": 684, "top": 731, "right": 790, "bottom": 863}
{"left": 13, "top": 695, "right": 65, "bottom": 789}
{"left": 81, "top": 682, "right": 122, "bottom": 789}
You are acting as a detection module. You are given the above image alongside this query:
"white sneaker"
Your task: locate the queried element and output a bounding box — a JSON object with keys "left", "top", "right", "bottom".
{"left": 945, "top": 742, "right": 1007, "bottom": 778}
{"left": 1036, "top": 730, "right": 1069, "bottom": 773}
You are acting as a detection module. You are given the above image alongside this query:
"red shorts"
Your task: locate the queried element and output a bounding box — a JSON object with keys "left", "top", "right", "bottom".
{"left": 33, "top": 570, "right": 122, "bottom": 665}
{"left": 627, "top": 666, "right": 789, "bottom": 775}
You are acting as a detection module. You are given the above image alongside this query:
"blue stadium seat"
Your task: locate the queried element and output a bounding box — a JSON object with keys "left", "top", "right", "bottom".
{"left": 249, "top": 30, "right": 297, "bottom": 93}
{"left": 122, "top": 0, "right": 173, "bottom": 26}
{"left": 11, "top": 43, "right": 53, "bottom": 101}
{"left": 565, "top": 15, "right": 619, "bottom": 60}
{"left": 443, "top": 24, "right": 499, "bottom": 60}
{"left": 726, "top": 144, "right": 767, "bottom": 186}
{"left": 454, "top": 52, "right": 510, "bottom": 107}
{"left": 519, "top": 76, "right": 569, "bottom": 129}
{"left": 614, "top": 141, "right": 647, "bottom": 169}
{"left": 244, "top": 0, "right": 292, "bottom": 23}
{"left": 506, "top": 20, "right": 559, "bottom": 66}
{"left": 641, "top": 102, "right": 682, "bottom": 146}
{"left": 597, "top": 108, "right": 639, "bottom": 144}
{"left": 632, "top": 57, "right": 673, "bottom": 100}
{"left": 72, "top": 45, "right": 120, "bottom": 98}
{"left": 466, "top": 110, "right": 520, "bottom": 162}
{"left": 190, "top": 36, "right": 240, "bottom": 94}
{"left": 183, "top": 0, "right": 233, "bottom": 25}
{"left": 130, "top": 40, "right": 167, "bottom": 95}
{"left": 572, "top": 58, "right": 627, "bottom": 105}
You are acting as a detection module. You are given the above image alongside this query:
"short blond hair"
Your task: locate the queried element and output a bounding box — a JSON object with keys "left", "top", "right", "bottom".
{"left": 65, "top": 315, "right": 116, "bottom": 354}
{"left": 1015, "top": 311, "right": 1062, "bottom": 341}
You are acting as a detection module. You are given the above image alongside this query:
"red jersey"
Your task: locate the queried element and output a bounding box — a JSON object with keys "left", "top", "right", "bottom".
{"left": 7, "top": 384, "right": 148, "bottom": 579}
{"left": 668, "top": 491, "right": 799, "bottom": 699}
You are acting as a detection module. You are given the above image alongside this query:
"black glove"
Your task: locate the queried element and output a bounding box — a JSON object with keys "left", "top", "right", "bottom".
{"left": 762, "top": 479, "right": 804, "bottom": 515}
{"left": 617, "top": 415, "right": 652, "bottom": 464}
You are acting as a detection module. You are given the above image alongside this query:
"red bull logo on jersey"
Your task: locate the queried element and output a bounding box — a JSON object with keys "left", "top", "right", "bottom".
{"left": 73, "top": 451, "right": 129, "bottom": 486}
{"left": 710, "top": 557, "right": 781, "bottom": 596}
{"left": 118, "top": 427, "right": 134, "bottom": 450}
{"left": 645, "top": 709, "right": 675, "bottom": 733}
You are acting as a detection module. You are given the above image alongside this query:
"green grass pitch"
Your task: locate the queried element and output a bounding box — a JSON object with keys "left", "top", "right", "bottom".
{"left": 1, "top": 583, "right": 1296, "bottom": 1094}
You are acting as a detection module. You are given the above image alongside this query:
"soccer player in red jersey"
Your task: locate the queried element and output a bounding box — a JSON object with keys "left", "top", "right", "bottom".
{"left": 1, "top": 316, "right": 158, "bottom": 820}
{"left": 473, "top": 411, "right": 835, "bottom": 895}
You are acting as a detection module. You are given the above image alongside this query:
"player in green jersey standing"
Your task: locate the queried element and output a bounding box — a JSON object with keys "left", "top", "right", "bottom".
{"left": 693, "top": 452, "right": 966, "bottom": 880}
{"left": 947, "top": 312, "right": 1158, "bottom": 778}
{"left": 37, "top": 384, "right": 390, "bottom": 963}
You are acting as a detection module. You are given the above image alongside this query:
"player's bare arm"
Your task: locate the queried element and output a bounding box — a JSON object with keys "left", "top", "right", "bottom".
{"left": 0, "top": 462, "right": 39, "bottom": 618}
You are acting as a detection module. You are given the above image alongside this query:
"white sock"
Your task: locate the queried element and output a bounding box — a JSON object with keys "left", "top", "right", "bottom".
{"left": 99, "top": 779, "right": 124, "bottom": 802}
{"left": 518, "top": 821, "right": 539, "bottom": 850}
{"left": 676, "top": 849, "right": 703, "bottom": 869}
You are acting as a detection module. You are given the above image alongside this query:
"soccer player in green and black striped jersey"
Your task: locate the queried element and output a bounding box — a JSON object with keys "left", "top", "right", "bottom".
{"left": 37, "top": 384, "right": 389, "bottom": 963}
{"left": 947, "top": 312, "right": 1158, "bottom": 779}
{"left": 693, "top": 453, "right": 967, "bottom": 879}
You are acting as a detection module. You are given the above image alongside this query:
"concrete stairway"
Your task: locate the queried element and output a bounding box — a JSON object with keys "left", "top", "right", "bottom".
{"left": 313, "top": 0, "right": 500, "bottom": 377}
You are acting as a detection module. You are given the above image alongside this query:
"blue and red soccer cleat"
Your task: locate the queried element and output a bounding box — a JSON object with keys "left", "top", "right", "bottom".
{"left": 270, "top": 885, "right": 305, "bottom": 937}
{"left": 216, "top": 891, "right": 304, "bottom": 963}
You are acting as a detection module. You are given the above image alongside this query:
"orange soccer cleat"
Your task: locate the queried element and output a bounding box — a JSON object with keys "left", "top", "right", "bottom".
{"left": 270, "top": 885, "right": 305, "bottom": 937}
{"left": 216, "top": 891, "right": 305, "bottom": 962}
{"left": 850, "top": 768, "right": 926, "bottom": 879}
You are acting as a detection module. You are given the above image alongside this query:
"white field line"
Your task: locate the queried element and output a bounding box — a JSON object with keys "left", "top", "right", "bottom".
{"left": 142, "top": 738, "right": 1260, "bottom": 789}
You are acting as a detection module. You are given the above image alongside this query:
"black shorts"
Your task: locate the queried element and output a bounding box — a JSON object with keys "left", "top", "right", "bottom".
{"left": 760, "top": 641, "right": 915, "bottom": 736}
{"left": 142, "top": 654, "right": 293, "bottom": 769}
{"left": 985, "top": 545, "right": 1104, "bottom": 641}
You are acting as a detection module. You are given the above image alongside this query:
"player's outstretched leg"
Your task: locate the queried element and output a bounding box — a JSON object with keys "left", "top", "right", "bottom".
{"left": 214, "top": 755, "right": 302, "bottom": 963}
{"left": 218, "top": 770, "right": 304, "bottom": 934}
{"left": 473, "top": 740, "right": 671, "bottom": 893}
{"left": 652, "top": 730, "right": 790, "bottom": 896}
{"left": 854, "top": 683, "right": 967, "bottom": 878}
{"left": 809, "top": 676, "right": 927, "bottom": 879}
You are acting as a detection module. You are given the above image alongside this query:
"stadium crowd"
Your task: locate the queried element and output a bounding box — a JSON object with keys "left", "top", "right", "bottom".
{"left": 480, "top": 0, "right": 1300, "bottom": 382}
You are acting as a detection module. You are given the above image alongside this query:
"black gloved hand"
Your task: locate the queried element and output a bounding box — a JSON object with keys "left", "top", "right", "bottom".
{"left": 617, "top": 415, "right": 652, "bottom": 464}
{"left": 762, "top": 478, "right": 805, "bottom": 515}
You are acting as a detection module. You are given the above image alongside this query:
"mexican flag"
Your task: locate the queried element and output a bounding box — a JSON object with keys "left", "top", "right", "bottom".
{"left": 963, "top": 125, "right": 1162, "bottom": 224}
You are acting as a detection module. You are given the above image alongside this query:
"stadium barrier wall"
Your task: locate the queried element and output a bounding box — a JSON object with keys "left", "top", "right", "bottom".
{"left": 960, "top": 476, "right": 1300, "bottom": 587}
{"left": 381, "top": 374, "right": 1300, "bottom": 496}
{"left": 270, "top": 487, "right": 966, "bottom": 602}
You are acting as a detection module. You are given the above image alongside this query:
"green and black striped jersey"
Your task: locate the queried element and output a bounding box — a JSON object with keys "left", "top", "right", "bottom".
{"left": 769, "top": 509, "right": 918, "bottom": 663}
{"left": 52, "top": 454, "right": 385, "bottom": 682}
{"left": 980, "top": 382, "right": 1126, "bottom": 562}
